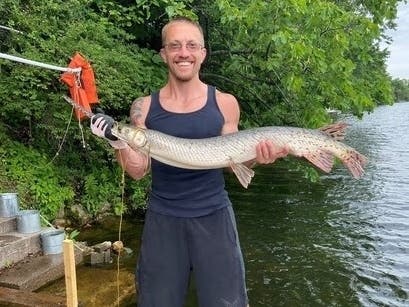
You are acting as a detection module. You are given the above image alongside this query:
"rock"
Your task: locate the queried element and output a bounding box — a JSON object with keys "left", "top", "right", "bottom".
{"left": 83, "top": 241, "right": 113, "bottom": 265}
{"left": 92, "top": 241, "right": 111, "bottom": 253}
{"left": 112, "top": 240, "right": 124, "bottom": 254}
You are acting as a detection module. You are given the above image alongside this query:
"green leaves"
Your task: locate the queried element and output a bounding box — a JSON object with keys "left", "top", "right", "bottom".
{"left": 0, "top": 0, "right": 403, "bottom": 218}
{"left": 204, "top": 0, "right": 397, "bottom": 127}
{"left": 392, "top": 79, "right": 409, "bottom": 101}
{"left": 0, "top": 134, "right": 74, "bottom": 220}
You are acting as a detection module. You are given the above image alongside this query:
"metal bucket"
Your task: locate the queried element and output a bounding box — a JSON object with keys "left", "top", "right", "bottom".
{"left": 0, "top": 193, "right": 19, "bottom": 217}
{"left": 16, "top": 210, "right": 41, "bottom": 233}
{"left": 41, "top": 229, "right": 65, "bottom": 255}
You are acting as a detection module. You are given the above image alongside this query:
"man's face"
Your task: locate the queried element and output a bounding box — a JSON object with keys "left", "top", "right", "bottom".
{"left": 160, "top": 22, "right": 206, "bottom": 82}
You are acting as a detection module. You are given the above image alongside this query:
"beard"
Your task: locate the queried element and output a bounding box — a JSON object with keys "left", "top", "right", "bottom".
{"left": 168, "top": 64, "right": 200, "bottom": 82}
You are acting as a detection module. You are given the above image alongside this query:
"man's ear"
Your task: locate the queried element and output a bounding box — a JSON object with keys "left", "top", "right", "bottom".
{"left": 160, "top": 48, "right": 167, "bottom": 64}
{"left": 200, "top": 47, "right": 207, "bottom": 64}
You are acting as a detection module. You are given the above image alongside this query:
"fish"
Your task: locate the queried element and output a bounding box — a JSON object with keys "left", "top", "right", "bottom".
{"left": 61, "top": 95, "right": 367, "bottom": 187}
{"left": 111, "top": 122, "right": 367, "bottom": 188}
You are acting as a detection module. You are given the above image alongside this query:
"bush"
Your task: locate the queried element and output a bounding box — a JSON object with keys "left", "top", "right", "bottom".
{"left": 0, "top": 128, "right": 74, "bottom": 219}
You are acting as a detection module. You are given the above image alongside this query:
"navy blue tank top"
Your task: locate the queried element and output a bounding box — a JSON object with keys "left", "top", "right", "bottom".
{"left": 145, "top": 85, "right": 231, "bottom": 217}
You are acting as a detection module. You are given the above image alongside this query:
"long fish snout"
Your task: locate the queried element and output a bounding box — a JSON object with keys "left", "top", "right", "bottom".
{"left": 111, "top": 122, "right": 123, "bottom": 141}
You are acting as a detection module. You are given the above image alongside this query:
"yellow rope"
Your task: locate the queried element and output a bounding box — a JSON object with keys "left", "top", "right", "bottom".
{"left": 116, "top": 149, "right": 128, "bottom": 306}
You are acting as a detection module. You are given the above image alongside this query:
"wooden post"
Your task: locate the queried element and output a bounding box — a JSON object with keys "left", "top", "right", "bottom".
{"left": 63, "top": 239, "right": 78, "bottom": 307}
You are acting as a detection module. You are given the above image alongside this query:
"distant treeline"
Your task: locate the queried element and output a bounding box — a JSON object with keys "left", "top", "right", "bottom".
{"left": 392, "top": 78, "right": 409, "bottom": 101}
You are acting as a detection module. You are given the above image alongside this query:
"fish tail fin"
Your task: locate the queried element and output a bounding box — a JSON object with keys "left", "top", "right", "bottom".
{"left": 304, "top": 150, "right": 335, "bottom": 173}
{"left": 342, "top": 150, "right": 368, "bottom": 179}
{"left": 230, "top": 162, "right": 255, "bottom": 188}
{"left": 319, "top": 122, "right": 348, "bottom": 141}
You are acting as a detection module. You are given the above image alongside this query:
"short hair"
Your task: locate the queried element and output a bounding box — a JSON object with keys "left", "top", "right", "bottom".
{"left": 161, "top": 16, "right": 204, "bottom": 45}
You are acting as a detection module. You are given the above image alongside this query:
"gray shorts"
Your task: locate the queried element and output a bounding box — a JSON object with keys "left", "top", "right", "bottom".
{"left": 136, "top": 206, "right": 248, "bottom": 307}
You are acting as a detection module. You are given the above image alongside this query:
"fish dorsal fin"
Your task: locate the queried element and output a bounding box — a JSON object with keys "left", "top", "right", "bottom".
{"left": 319, "top": 122, "right": 348, "bottom": 141}
{"left": 229, "top": 162, "right": 255, "bottom": 189}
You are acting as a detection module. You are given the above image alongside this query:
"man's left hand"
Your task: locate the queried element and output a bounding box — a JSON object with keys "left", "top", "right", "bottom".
{"left": 255, "top": 140, "right": 289, "bottom": 164}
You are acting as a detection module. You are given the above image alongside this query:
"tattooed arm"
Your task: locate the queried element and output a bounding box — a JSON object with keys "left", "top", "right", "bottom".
{"left": 115, "top": 96, "right": 151, "bottom": 180}
{"left": 130, "top": 97, "right": 148, "bottom": 127}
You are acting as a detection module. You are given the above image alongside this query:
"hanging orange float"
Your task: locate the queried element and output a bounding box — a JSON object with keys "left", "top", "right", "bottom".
{"left": 60, "top": 52, "right": 99, "bottom": 120}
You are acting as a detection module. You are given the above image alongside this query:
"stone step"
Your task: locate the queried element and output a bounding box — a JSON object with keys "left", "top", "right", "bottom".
{"left": 0, "top": 217, "right": 17, "bottom": 234}
{"left": 0, "top": 231, "right": 42, "bottom": 269}
{"left": 0, "top": 245, "right": 84, "bottom": 291}
{"left": 0, "top": 286, "right": 66, "bottom": 306}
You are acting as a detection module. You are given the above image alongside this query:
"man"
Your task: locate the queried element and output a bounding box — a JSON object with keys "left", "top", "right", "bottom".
{"left": 91, "top": 16, "right": 287, "bottom": 307}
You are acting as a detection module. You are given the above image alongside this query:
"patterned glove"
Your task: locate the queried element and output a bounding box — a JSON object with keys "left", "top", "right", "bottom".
{"left": 90, "top": 114, "right": 128, "bottom": 149}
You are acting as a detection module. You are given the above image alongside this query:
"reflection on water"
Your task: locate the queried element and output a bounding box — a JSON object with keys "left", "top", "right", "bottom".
{"left": 39, "top": 103, "right": 409, "bottom": 306}
{"left": 235, "top": 102, "right": 409, "bottom": 306}
{"left": 336, "top": 103, "right": 409, "bottom": 306}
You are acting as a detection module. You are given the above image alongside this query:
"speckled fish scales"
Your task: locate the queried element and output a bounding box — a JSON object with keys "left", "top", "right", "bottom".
{"left": 112, "top": 122, "right": 367, "bottom": 188}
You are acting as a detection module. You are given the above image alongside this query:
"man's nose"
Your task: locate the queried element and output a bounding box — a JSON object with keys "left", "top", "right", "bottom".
{"left": 178, "top": 44, "right": 191, "bottom": 56}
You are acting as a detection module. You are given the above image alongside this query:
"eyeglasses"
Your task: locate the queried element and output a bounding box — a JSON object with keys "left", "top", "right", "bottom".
{"left": 163, "top": 41, "right": 203, "bottom": 52}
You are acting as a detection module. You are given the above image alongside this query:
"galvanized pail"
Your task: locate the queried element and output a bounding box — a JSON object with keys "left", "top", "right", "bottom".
{"left": 0, "top": 193, "right": 19, "bottom": 217}
{"left": 41, "top": 229, "right": 65, "bottom": 255}
{"left": 16, "top": 210, "right": 41, "bottom": 233}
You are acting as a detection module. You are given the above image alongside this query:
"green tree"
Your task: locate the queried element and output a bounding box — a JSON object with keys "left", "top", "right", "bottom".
{"left": 196, "top": 0, "right": 398, "bottom": 127}
{"left": 0, "top": 0, "right": 404, "bottom": 220}
{"left": 391, "top": 78, "right": 409, "bottom": 101}
{"left": 0, "top": 0, "right": 166, "bottom": 219}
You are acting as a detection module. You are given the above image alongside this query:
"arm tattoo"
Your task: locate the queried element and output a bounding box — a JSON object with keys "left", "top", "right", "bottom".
{"left": 130, "top": 97, "right": 144, "bottom": 125}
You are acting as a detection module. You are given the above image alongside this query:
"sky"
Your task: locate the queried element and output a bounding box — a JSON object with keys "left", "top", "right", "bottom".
{"left": 383, "top": 2, "right": 409, "bottom": 79}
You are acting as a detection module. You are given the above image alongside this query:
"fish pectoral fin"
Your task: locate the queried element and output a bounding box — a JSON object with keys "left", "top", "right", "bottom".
{"left": 230, "top": 161, "right": 255, "bottom": 188}
{"left": 303, "top": 150, "right": 334, "bottom": 173}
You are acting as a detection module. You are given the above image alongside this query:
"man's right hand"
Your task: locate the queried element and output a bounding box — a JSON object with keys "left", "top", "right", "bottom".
{"left": 90, "top": 114, "right": 128, "bottom": 149}
{"left": 90, "top": 113, "right": 118, "bottom": 141}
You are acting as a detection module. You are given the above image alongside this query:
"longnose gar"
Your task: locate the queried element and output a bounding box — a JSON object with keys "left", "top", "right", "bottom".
{"left": 62, "top": 95, "right": 367, "bottom": 187}
{"left": 111, "top": 122, "right": 367, "bottom": 188}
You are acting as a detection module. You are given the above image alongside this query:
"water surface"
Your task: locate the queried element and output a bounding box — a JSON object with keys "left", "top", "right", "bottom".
{"left": 40, "top": 102, "right": 409, "bottom": 306}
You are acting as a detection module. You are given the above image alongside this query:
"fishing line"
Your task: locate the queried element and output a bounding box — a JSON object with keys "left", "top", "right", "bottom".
{"left": 64, "top": 95, "right": 127, "bottom": 305}
{"left": 47, "top": 106, "right": 75, "bottom": 165}
{"left": 117, "top": 163, "right": 126, "bottom": 307}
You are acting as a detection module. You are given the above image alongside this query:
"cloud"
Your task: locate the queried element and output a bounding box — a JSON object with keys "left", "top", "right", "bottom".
{"left": 384, "top": 2, "right": 409, "bottom": 79}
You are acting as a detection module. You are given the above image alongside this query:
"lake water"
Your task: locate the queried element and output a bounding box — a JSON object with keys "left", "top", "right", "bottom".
{"left": 229, "top": 101, "right": 409, "bottom": 306}
{"left": 40, "top": 102, "right": 409, "bottom": 306}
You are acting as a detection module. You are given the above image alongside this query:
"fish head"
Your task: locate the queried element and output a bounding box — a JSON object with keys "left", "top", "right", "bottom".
{"left": 112, "top": 123, "right": 148, "bottom": 149}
